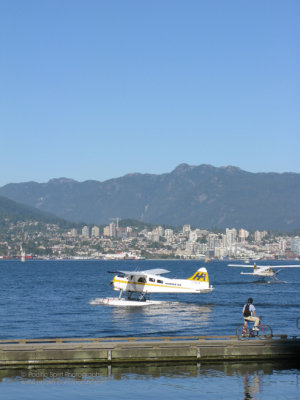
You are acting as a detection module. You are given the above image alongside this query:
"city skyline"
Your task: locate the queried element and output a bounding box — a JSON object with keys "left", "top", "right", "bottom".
{"left": 1, "top": 0, "right": 299, "bottom": 186}
{"left": 1, "top": 216, "right": 300, "bottom": 260}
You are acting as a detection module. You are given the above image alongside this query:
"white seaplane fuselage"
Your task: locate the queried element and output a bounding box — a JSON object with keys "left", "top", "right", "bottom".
{"left": 112, "top": 267, "right": 213, "bottom": 294}
{"left": 241, "top": 268, "right": 276, "bottom": 277}
{"left": 93, "top": 267, "right": 214, "bottom": 306}
{"left": 228, "top": 263, "right": 300, "bottom": 280}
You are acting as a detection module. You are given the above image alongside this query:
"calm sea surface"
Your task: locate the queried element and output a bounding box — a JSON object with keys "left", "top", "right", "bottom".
{"left": 0, "top": 259, "right": 299, "bottom": 399}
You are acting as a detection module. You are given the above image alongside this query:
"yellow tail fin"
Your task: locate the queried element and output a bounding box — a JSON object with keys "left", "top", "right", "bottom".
{"left": 188, "top": 267, "right": 209, "bottom": 282}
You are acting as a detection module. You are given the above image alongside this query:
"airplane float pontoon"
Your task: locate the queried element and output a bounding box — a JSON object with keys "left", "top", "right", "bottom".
{"left": 228, "top": 262, "right": 300, "bottom": 280}
{"left": 95, "top": 267, "right": 214, "bottom": 306}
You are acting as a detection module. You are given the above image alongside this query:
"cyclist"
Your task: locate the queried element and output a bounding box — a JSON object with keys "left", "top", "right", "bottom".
{"left": 242, "top": 297, "right": 260, "bottom": 331}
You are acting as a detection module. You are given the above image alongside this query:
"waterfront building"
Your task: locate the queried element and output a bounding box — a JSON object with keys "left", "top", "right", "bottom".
{"left": 226, "top": 228, "right": 237, "bottom": 247}
{"left": 185, "top": 240, "right": 195, "bottom": 253}
{"left": 109, "top": 222, "right": 117, "bottom": 238}
{"left": 208, "top": 234, "right": 218, "bottom": 250}
{"left": 124, "top": 226, "right": 137, "bottom": 239}
{"left": 278, "top": 238, "right": 287, "bottom": 254}
{"left": 165, "top": 229, "right": 174, "bottom": 239}
{"left": 291, "top": 237, "right": 300, "bottom": 255}
{"left": 102, "top": 223, "right": 116, "bottom": 238}
{"left": 239, "top": 228, "right": 249, "bottom": 243}
{"left": 255, "top": 230, "right": 268, "bottom": 242}
{"left": 156, "top": 226, "right": 165, "bottom": 237}
{"left": 221, "top": 233, "right": 227, "bottom": 247}
{"left": 254, "top": 231, "right": 262, "bottom": 242}
{"left": 198, "top": 243, "right": 208, "bottom": 254}
{"left": 103, "top": 226, "right": 110, "bottom": 237}
{"left": 146, "top": 232, "right": 153, "bottom": 241}
{"left": 152, "top": 226, "right": 164, "bottom": 238}
{"left": 91, "top": 226, "right": 100, "bottom": 237}
{"left": 182, "top": 225, "right": 191, "bottom": 237}
{"left": 152, "top": 234, "right": 160, "bottom": 242}
{"left": 82, "top": 226, "right": 90, "bottom": 238}
{"left": 214, "top": 246, "right": 228, "bottom": 259}
{"left": 189, "top": 231, "right": 198, "bottom": 242}
{"left": 70, "top": 228, "right": 77, "bottom": 237}
{"left": 117, "top": 227, "right": 127, "bottom": 239}
{"left": 194, "top": 229, "right": 204, "bottom": 238}
{"left": 139, "top": 229, "right": 148, "bottom": 237}
{"left": 228, "top": 244, "right": 238, "bottom": 257}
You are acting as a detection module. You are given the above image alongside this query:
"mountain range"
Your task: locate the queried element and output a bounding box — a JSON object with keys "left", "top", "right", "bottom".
{"left": 1, "top": 164, "right": 300, "bottom": 231}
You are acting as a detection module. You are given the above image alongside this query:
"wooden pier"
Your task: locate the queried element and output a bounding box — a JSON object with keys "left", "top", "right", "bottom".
{"left": 0, "top": 335, "right": 299, "bottom": 367}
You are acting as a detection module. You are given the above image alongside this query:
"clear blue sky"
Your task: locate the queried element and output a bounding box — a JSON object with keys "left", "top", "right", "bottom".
{"left": 1, "top": 0, "right": 299, "bottom": 186}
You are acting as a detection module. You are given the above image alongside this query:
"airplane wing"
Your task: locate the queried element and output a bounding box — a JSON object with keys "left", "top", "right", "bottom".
{"left": 265, "top": 265, "right": 300, "bottom": 269}
{"left": 228, "top": 263, "right": 300, "bottom": 269}
{"left": 140, "top": 268, "right": 170, "bottom": 275}
{"left": 108, "top": 268, "right": 170, "bottom": 276}
{"left": 228, "top": 264, "right": 253, "bottom": 268}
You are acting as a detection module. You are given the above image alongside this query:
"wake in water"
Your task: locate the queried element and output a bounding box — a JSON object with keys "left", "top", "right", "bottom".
{"left": 253, "top": 279, "right": 288, "bottom": 285}
{"left": 89, "top": 297, "right": 168, "bottom": 307}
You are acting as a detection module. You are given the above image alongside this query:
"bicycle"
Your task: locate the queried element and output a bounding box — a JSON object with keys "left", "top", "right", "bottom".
{"left": 236, "top": 316, "right": 272, "bottom": 340}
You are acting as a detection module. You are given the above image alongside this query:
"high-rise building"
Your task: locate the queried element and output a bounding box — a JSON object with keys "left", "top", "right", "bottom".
{"left": 208, "top": 233, "right": 218, "bottom": 250}
{"left": 109, "top": 222, "right": 116, "bottom": 238}
{"left": 103, "top": 226, "right": 110, "bottom": 236}
{"left": 70, "top": 228, "right": 77, "bottom": 237}
{"left": 82, "top": 226, "right": 90, "bottom": 238}
{"left": 103, "top": 223, "right": 117, "bottom": 237}
{"left": 239, "top": 229, "right": 249, "bottom": 242}
{"left": 156, "top": 226, "right": 165, "bottom": 237}
{"left": 165, "top": 229, "right": 174, "bottom": 238}
{"left": 226, "top": 228, "right": 237, "bottom": 246}
{"left": 254, "top": 231, "right": 262, "bottom": 242}
{"left": 182, "top": 225, "right": 191, "bottom": 237}
{"left": 152, "top": 234, "right": 160, "bottom": 242}
{"left": 91, "top": 226, "right": 100, "bottom": 237}
{"left": 278, "top": 238, "right": 287, "bottom": 253}
{"left": 152, "top": 226, "right": 164, "bottom": 237}
{"left": 189, "top": 231, "right": 198, "bottom": 242}
{"left": 291, "top": 237, "right": 300, "bottom": 255}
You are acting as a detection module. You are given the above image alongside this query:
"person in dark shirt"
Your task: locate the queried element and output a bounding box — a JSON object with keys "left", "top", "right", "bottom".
{"left": 242, "top": 297, "right": 259, "bottom": 331}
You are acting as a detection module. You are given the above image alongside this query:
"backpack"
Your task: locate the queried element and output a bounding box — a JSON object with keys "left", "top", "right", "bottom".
{"left": 243, "top": 303, "right": 251, "bottom": 317}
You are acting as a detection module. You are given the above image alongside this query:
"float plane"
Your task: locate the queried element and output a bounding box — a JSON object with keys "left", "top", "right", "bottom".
{"left": 95, "top": 267, "right": 214, "bottom": 306}
{"left": 228, "top": 262, "right": 300, "bottom": 280}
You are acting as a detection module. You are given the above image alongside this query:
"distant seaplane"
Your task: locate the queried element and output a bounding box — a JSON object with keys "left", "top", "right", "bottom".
{"left": 228, "top": 262, "right": 300, "bottom": 280}
{"left": 94, "top": 267, "right": 214, "bottom": 306}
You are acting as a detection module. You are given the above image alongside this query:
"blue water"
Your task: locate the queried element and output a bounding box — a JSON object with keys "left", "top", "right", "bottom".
{"left": 0, "top": 259, "right": 299, "bottom": 399}
{"left": 1, "top": 362, "right": 300, "bottom": 400}
{"left": 1, "top": 259, "right": 300, "bottom": 339}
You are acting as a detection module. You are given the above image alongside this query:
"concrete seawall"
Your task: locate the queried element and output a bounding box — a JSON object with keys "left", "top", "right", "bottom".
{"left": 0, "top": 335, "right": 299, "bottom": 367}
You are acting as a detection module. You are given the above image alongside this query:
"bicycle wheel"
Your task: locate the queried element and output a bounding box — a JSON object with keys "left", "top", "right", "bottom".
{"left": 259, "top": 324, "right": 272, "bottom": 340}
{"left": 236, "top": 324, "right": 250, "bottom": 340}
